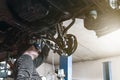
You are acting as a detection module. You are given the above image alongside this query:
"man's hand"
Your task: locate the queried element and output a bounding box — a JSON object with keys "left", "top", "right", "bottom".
{"left": 23, "top": 46, "right": 39, "bottom": 60}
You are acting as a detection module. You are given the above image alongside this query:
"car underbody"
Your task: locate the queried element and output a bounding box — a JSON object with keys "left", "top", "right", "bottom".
{"left": 0, "top": 0, "right": 120, "bottom": 71}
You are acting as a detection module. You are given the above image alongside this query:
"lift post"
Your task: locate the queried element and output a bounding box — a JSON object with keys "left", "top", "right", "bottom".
{"left": 59, "top": 55, "right": 72, "bottom": 80}
{"left": 103, "top": 62, "right": 112, "bottom": 80}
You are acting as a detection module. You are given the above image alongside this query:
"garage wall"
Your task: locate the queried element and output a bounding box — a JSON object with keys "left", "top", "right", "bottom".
{"left": 37, "top": 63, "right": 53, "bottom": 76}
{"left": 36, "top": 56, "right": 120, "bottom": 80}
{"left": 37, "top": 63, "right": 56, "bottom": 80}
{"left": 72, "top": 56, "right": 120, "bottom": 80}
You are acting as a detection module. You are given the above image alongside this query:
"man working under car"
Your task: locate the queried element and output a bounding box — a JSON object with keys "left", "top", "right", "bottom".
{"left": 14, "top": 45, "right": 49, "bottom": 80}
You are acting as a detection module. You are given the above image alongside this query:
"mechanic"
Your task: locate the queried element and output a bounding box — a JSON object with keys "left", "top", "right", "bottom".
{"left": 14, "top": 45, "right": 43, "bottom": 80}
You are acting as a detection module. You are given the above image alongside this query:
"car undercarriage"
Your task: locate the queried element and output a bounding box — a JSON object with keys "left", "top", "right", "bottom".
{"left": 0, "top": 0, "right": 120, "bottom": 76}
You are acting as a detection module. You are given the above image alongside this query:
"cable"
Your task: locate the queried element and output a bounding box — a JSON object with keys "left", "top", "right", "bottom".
{"left": 52, "top": 52, "right": 55, "bottom": 80}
